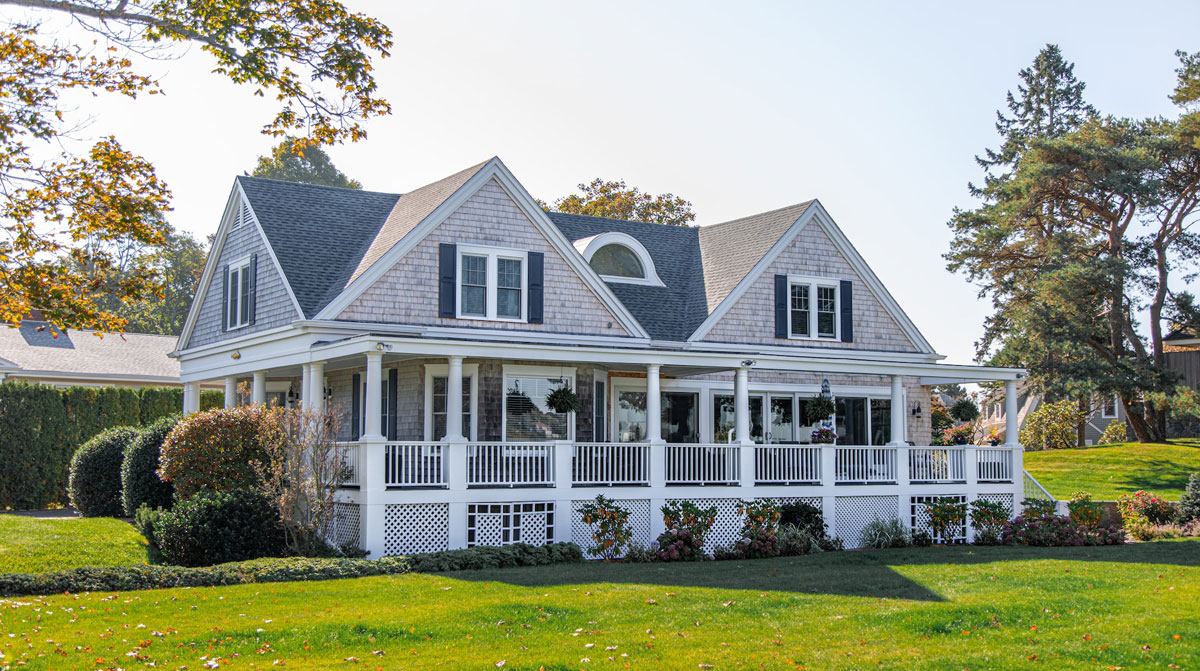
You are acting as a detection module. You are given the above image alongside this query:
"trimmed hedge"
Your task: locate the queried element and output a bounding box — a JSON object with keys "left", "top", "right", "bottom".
{"left": 121, "top": 415, "right": 179, "bottom": 516}
{"left": 154, "top": 489, "right": 286, "bottom": 566}
{"left": 0, "top": 381, "right": 223, "bottom": 510}
{"left": 0, "top": 542, "right": 584, "bottom": 597}
{"left": 68, "top": 427, "right": 141, "bottom": 517}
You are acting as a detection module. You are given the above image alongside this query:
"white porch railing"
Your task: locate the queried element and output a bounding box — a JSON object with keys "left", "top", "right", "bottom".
{"left": 977, "top": 448, "right": 1014, "bottom": 482}
{"left": 755, "top": 445, "right": 821, "bottom": 484}
{"left": 664, "top": 444, "right": 740, "bottom": 485}
{"left": 908, "top": 447, "right": 966, "bottom": 483}
{"left": 466, "top": 442, "right": 555, "bottom": 487}
{"left": 1023, "top": 469, "right": 1055, "bottom": 502}
{"left": 572, "top": 442, "right": 650, "bottom": 486}
{"left": 385, "top": 442, "right": 447, "bottom": 487}
{"left": 834, "top": 446, "right": 898, "bottom": 484}
{"left": 340, "top": 442, "right": 361, "bottom": 486}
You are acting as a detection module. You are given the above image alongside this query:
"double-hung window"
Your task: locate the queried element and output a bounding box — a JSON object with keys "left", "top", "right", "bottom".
{"left": 456, "top": 246, "right": 527, "bottom": 321}
{"left": 226, "top": 258, "right": 252, "bottom": 330}
{"left": 788, "top": 276, "right": 839, "bottom": 340}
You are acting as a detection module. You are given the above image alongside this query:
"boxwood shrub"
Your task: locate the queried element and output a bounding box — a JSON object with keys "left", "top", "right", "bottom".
{"left": 154, "top": 489, "right": 286, "bottom": 566}
{"left": 121, "top": 415, "right": 179, "bottom": 516}
{"left": 68, "top": 427, "right": 140, "bottom": 517}
{"left": 0, "top": 542, "right": 584, "bottom": 597}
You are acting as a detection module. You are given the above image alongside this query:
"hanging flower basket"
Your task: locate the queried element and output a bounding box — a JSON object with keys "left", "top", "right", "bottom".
{"left": 545, "top": 383, "right": 582, "bottom": 413}
{"left": 804, "top": 396, "right": 837, "bottom": 425}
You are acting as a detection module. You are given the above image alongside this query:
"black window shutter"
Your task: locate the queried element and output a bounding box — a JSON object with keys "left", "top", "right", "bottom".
{"left": 248, "top": 253, "right": 258, "bottom": 325}
{"left": 528, "top": 252, "right": 544, "bottom": 324}
{"left": 221, "top": 265, "right": 229, "bottom": 331}
{"left": 840, "top": 279, "right": 854, "bottom": 343}
{"left": 439, "top": 243, "right": 456, "bottom": 318}
{"left": 350, "top": 373, "right": 361, "bottom": 441}
{"left": 773, "top": 274, "right": 788, "bottom": 338}
{"left": 387, "top": 367, "right": 398, "bottom": 440}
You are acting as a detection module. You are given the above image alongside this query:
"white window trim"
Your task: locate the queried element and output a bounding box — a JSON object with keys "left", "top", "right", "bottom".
{"left": 423, "top": 363, "right": 480, "bottom": 441}
{"left": 226, "top": 255, "right": 252, "bottom": 331}
{"left": 1101, "top": 394, "right": 1119, "bottom": 418}
{"left": 501, "top": 364, "right": 575, "bottom": 442}
{"left": 787, "top": 274, "right": 840, "bottom": 341}
{"left": 456, "top": 244, "right": 528, "bottom": 322}
{"left": 573, "top": 232, "right": 665, "bottom": 287}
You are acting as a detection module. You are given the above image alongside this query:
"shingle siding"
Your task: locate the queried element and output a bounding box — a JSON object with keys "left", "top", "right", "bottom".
{"left": 338, "top": 179, "right": 631, "bottom": 337}
{"left": 186, "top": 212, "right": 299, "bottom": 349}
{"left": 701, "top": 221, "right": 920, "bottom": 352}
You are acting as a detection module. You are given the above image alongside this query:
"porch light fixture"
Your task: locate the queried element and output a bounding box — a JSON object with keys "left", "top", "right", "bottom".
{"left": 375, "top": 342, "right": 391, "bottom": 352}
{"left": 741, "top": 359, "right": 756, "bottom": 368}
{"left": 911, "top": 401, "right": 922, "bottom": 417}
{"left": 231, "top": 350, "right": 241, "bottom": 360}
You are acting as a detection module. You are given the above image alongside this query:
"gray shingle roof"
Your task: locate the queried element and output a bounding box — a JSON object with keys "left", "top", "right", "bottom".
{"left": 697, "top": 201, "right": 814, "bottom": 312}
{"left": 0, "top": 322, "right": 180, "bottom": 379}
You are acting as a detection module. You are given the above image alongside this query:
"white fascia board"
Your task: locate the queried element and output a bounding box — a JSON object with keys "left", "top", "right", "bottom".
{"left": 687, "top": 204, "right": 816, "bottom": 342}
{"left": 680, "top": 339, "right": 944, "bottom": 363}
{"left": 177, "top": 181, "right": 242, "bottom": 351}
{"left": 312, "top": 158, "right": 651, "bottom": 339}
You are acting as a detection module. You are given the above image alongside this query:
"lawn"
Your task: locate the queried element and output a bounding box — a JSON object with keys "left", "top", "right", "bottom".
{"left": 0, "top": 514, "right": 149, "bottom": 574}
{"left": 2, "top": 541, "right": 1198, "bottom": 670}
{"left": 1024, "top": 439, "right": 1200, "bottom": 501}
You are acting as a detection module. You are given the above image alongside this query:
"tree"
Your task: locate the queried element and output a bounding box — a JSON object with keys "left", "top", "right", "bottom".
{"left": 931, "top": 383, "right": 967, "bottom": 399}
{"left": 542, "top": 178, "right": 696, "bottom": 226}
{"left": 0, "top": 1, "right": 391, "bottom": 333}
{"left": 252, "top": 139, "right": 362, "bottom": 189}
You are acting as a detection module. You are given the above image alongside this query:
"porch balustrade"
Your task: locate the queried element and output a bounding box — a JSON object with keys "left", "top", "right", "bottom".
{"left": 341, "top": 441, "right": 1019, "bottom": 489}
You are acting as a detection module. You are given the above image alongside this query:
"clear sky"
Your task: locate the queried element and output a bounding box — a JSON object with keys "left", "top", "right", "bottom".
{"left": 36, "top": 1, "right": 1200, "bottom": 363}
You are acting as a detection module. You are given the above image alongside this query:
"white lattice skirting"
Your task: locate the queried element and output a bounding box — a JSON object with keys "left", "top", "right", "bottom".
{"left": 467, "top": 502, "right": 555, "bottom": 547}
{"left": 384, "top": 503, "right": 450, "bottom": 555}
{"left": 910, "top": 494, "right": 968, "bottom": 543}
{"left": 329, "top": 502, "right": 361, "bottom": 548}
{"left": 835, "top": 495, "right": 900, "bottom": 548}
{"left": 571, "top": 499, "right": 653, "bottom": 559}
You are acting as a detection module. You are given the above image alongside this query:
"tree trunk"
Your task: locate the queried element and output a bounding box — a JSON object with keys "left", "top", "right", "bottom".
{"left": 1076, "top": 397, "right": 1088, "bottom": 447}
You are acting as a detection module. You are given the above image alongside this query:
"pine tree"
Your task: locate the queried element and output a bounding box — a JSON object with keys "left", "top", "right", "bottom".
{"left": 1179, "top": 472, "right": 1200, "bottom": 523}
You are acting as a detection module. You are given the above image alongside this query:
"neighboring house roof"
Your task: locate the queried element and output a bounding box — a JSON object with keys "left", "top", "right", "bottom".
{"left": 547, "top": 213, "right": 709, "bottom": 341}
{"left": 0, "top": 321, "right": 181, "bottom": 382}
{"left": 697, "top": 201, "right": 815, "bottom": 312}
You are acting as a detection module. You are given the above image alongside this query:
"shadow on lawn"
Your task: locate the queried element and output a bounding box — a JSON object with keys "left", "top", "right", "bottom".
{"left": 446, "top": 541, "right": 1199, "bottom": 602}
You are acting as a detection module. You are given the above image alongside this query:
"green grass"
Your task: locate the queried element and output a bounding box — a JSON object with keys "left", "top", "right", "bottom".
{"left": 1024, "top": 439, "right": 1200, "bottom": 501}
{"left": 0, "top": 514, "right": 149, "bottom": 574}
{"left": 2, "top": 541, "right": 1198, "bottom": 670}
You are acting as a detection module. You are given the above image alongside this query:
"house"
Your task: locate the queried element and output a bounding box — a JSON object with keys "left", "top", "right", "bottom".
{"left": 979, "top": 382, "right": 1128, "bottom": 446}
{"left": 171, "top": 157, "right": 1027, "bottom": 554}
{"left": 0, "top": 318, "right": 192, "bottom": 389}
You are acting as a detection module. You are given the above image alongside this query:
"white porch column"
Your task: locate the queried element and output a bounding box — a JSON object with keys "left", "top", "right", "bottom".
{"left": 444, "top": 355, "right": 466, "bottom": 441}
{"left": 224, "top": 377, "right": 237, "bottom": 408}
{"left": 300, "top": 364, "right": 312, "bottom": 410}
{"left": 251, "top": 371, "right": 267, "bottom": 406}
{"left": 645, "top": 364, "right": 662, "bottom": 443}
{"left": 182, "top": 381, "right": 201, "bottom": 415}
{"left": 734, "top": 366, "right": 752, "bottom": 444}
{"left": 1004, "top": 380, "right": 1020, "bottom": 446}
{"left": 888, "top": 375, "right": 907, "bottom": 446}
{"left": 362, "top": 352, "right": 383, "bottom": 439}
{"left": 309, "top": 361, "right": 326, "bottom": 415}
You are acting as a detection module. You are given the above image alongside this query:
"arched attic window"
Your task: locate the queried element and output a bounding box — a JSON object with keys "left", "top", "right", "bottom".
{"left": 574, "top": 232, "right": 665, "bottom": 286}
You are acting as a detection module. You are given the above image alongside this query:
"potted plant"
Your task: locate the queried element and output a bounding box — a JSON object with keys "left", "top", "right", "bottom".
{"left": 804, "top": 396, "right": 837, "bottom": 425}
{"left": 545, "top": 383, "right": 582, "bottom": 413}
{"left": 944, "top": 423, "right": 973, "bottom": 445}
{"left": 811, "top": 427, "right": 837, "bottom": 444}
{"left": 986, "top": 429, "right": 1001, "bottom": 446}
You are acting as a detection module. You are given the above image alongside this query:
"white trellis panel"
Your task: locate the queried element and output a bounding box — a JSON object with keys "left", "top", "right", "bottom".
{"left": 466, "top": 502, "right": 555, "bottom": 547}
{"left": 910, "top": 495, "right": 968, "bottom": 544}
{"left": 835, "top": 495, "right": 900, "bottom": 548}
{"left": 329, "top": 502, "right": 361, "bottom": 549}
{"left": 668, "top": 497, "right": 742, "bottom": 554}
{"left": 571, "top": 499, "right": 653, "bottom": 559}
{"left": 977, "top": 492, "right": 1015, "bottom": 515}
{"left": 384, "top": 503, "right": 450, "bottom": 555}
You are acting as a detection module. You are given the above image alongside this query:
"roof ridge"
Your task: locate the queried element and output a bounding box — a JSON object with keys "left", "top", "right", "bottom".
{"left": 702, "top": 199, "right": 815, "bottom": 231}
{"left": 236, "top": 174, "right": 400, "bottom": 198}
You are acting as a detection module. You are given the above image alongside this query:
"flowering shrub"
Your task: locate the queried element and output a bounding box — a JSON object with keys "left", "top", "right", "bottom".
{"left": 1067, "top": 491, "right": 1103, "bottom": 527}
{"left": 1021, "top": 497, "right": 1058, "bottom": 519}
{"left": 578, "top": 494, "right": 633, "bottom": 560}
{"left": 1019, "top": 400, "right": 1087, "bottom": 450}
{"left": 1097, "top": 419, "right": 1128, "bottom": 445}
{"left": 1117, "top": 490, "right": 1175, "bottom": 525}
{"left": 733, "top": 499, "right": 781, "bottom": 558}
{"left": 159, "top": 406, "right": 268, "bottom": 499}
{"left": 943, "top": 423, "right": 974, "bottom": 445}
{"left": 810, "top": 427, "right": 837, "bottom": 444}
{"left": 656, "top": 500, "right": 716, "bottom": 561}
{"left": 1000, "top": 514, "right": 1125, "bottom": 546}
{"left": 924, "top": 497, "right": 967, "bottom": 543}
{"left": 968, "top": 498, "right": 1010, "bottom": 544}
